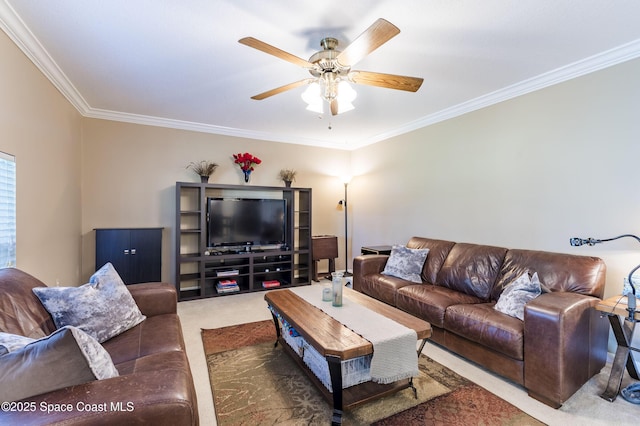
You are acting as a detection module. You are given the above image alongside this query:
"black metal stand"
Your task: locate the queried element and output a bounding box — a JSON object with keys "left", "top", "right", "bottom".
{"left": 600, "top": 314, "right": 639, "bottom": 402}
{"left": 270, "top": 312, "right": 280, "bottom": 348}
{"left": 342, "top": 182, "right": 352, "bottom": 277}
{"left": 327, "top": 355, "right": 344, "bottom": 426}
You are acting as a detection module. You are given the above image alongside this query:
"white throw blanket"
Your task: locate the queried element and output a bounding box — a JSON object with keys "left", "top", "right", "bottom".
{"left": 291, "top": 286, "right": 418, "bottom": 384}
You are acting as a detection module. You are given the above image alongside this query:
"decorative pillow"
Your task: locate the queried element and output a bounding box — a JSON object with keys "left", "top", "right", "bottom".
{"left": 382, "top": 245, "right": 430, "bottom": 283}
{"left": 0, "top": 326, "right": 118, "bottom": 402}
{"left": 0, "top": 332, "right": 35, "bottom": 356}
{"left": 494, "top": 272, "right": 542, "bottom": 320}
{"left": 33, "top": 262, "right": 146, "bottom": 343}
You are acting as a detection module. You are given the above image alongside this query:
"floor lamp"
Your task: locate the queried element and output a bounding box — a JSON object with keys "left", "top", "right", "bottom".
{"left": 338, "top": 176, "right": 352, "bottom": 277}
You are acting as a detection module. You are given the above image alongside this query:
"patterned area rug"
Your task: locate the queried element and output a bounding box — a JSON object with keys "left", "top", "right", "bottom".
{"left": 202, "top": 321, "right": 544, "bottom": 425}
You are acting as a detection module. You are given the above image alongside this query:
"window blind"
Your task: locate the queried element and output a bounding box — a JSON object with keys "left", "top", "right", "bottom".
{"left": 0, "top": 152, "right": 16, "bottom": 267}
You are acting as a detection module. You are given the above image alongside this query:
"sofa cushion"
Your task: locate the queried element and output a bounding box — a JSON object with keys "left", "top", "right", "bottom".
{"left": 0, "top": 268, "right": 56, "bottom": 338}
{"left": 492, "top": 249, "right": 606, "bottom": 300}
{"left": 0, "top": 326, "right": 119, "bottom": 402}
{"left": 382, "top": 245, "right": 429, "bottom": 283}
{"left": 0, "top": 332, "right": 34, "bottom": 355}
{"left": 406, "top": 237, "right": 456, "bottom": 283}
{"left": 358, "top": 273, "right": 412, "bottom": 306}
{"left": 32, "top": 263, "right": 146, "bottom": 343}
{"left": 396, "top": 284, "right": 484, "bottom": 328}
{"left": 445, "top": 303, "right": 524, "bottom": 360}
{"left": 494, "top": 272, "right": 542, "bottom": 320}
{"left": 102, "top": 313, "right": 185, "bottom": 365}
{"left": 436, "top": 243, "right": 508, "bottom": 300}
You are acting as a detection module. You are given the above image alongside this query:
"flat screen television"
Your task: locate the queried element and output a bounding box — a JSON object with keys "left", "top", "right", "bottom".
{"left": 207, "top": 198, "right": 287, "bottom": 248}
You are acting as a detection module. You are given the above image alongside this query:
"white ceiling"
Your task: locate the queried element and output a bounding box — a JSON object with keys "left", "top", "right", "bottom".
{"left": 2, "top": 1, "right": 640, "bottom": 150}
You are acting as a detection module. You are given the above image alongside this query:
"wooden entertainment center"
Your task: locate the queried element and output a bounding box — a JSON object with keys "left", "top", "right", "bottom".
{"left": 174, "top": 182, "right": 312, "bottom": 301}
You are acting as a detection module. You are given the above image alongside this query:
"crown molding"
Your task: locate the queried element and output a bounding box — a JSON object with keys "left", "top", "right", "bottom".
{"left": 83, "top": 108, "right": 353, "bottom": 150}
{"left": 350, "top": 38, "right": 640, "bottom": 150}
{"left": 0, "top": 1, "right": 91, "bottom": 114}
{"left": 3, "top": 1, "right": 639, "bottom": 151}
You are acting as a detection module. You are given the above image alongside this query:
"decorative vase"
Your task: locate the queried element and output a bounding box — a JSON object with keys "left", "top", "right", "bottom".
{"left": 200, "top": 175, "right": 209, "bottom": 183}
{"left": 322, "top": 283, "right": 332, "bottom": 302}
{"left": 243, "top": 170, "right": 251, "bottom": 183}
{"left": 284, "top": 180, "right": 292, "bottom": 188}
{"left": 331, "top": 271, "right": 344, "bottom": 307}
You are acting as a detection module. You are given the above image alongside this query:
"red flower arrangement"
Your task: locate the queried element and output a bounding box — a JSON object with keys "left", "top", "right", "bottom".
{"left": 233, "top": 152, "right": 261, "bottom": 171}
{"left": 233, "top": 152, "right": 261, "bottom": 182}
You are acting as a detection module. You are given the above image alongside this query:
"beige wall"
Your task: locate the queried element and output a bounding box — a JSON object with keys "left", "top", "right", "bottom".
{"left": 351, "top": 57, "right": 640, "bottom": 298}
{"left": 0, "top": 31, "right": 82, "bottom": 286}
{"left": 80, "top": 119, "right": 350, "bottom": 282}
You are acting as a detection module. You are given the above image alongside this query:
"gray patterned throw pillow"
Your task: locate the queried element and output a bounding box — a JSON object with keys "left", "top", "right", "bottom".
{"left": 0, "top": 332, "right": 35, "bottom": 356}
{"left": 32, "top": 263, "right": 146, "bottom": 343}
{"left": 494, "top": 272, "right": 542, "bottom": 320}
{"left": 0, "top": 326, "right": 118, "bottom": 402}
{"left": 381, "top": 245, "right": 429, "bottom": 283}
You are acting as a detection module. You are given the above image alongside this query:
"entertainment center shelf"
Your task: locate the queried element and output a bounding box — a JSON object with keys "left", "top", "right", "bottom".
{"left": 175, "top": 182, "right": 312, "bottom": 301}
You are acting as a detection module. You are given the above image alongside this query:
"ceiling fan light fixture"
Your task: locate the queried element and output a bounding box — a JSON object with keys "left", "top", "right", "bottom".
{"left": 305, "top": 100, "right": 324, "bottom": 114}
{"left": 302, "top": 77, "right": 357, "bottom": 115}
{"left": 301, "top": 82, "right": 324, "bottom": 113}
{"left": 337, "top": 80, "right": 357, "bottom": 104}
{"left": 320, "top": 72, "right": 338, "bottom": 101}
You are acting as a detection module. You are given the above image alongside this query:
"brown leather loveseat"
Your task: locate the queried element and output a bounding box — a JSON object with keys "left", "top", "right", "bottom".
{"left": 353, "top": 237, "right": 609, "bottom": 408}
{"left": 0, "top": 268, "right": 198, "bottom": 425}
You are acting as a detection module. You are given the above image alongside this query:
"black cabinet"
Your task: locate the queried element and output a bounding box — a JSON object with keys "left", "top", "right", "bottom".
{"left": 95, "top": 228, "right": 162, "bottom": 284}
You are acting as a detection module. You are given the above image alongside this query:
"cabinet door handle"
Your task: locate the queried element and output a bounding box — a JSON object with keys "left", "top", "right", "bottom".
{"left": 131, "top": 249, "right": 137, "bottom": 255}
{"left": 124, "top": 249, "right": 130, "bottom": 255}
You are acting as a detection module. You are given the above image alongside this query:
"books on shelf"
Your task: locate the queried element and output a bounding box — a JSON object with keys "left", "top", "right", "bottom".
{"left": 262, "top": 280, "right": 281, "bottom": 289}
{"left": 216, "top": 269, "right": 239, "bottom": 277}
{"left": 216, "top": 279, "right": 239, "bottom": 294}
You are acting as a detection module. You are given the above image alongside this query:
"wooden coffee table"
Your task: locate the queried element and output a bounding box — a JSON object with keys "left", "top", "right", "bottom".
{"left": 264, "top": 287, "right": 431, "bottom": 425}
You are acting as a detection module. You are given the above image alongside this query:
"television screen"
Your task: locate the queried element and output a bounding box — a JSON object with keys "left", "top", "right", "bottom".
{"left": 207, "top": 198, "right": 286, "bottom": 248}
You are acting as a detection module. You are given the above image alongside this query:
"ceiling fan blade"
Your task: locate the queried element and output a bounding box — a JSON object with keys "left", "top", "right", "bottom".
{"left": 250, "top": 79, "right": 313, "bottom": 100}
{"left": 350, "top": 70, "right": 424, "bottom": 92}
{"left": 330, "top": 99, "right": 339, "bottom": 116}
{"left": 239, "top": 37, "right": 314, "bottom": 68}
{"left": 336, "top": 18, "right": 400, "bottom": 67}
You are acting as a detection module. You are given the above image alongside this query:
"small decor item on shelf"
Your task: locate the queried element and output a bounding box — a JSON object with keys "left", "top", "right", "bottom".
{"left": 278, "top": 168, "right": 297, "bottom": 187}
{"left": 186, "top": 160, "right": 218, "bottom": 183}
{"left": 216, "top": 279, "right": 239, "bottom": 294}
{"left": 233, "top": 152, "right": 262, "bottom": 183}
{"left": 262, "top": 280, "right": 281, "bottom": 289}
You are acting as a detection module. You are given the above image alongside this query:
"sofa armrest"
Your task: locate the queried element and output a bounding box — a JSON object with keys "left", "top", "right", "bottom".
{"left": 353, "top": 255, "right": 388, "bottom": 292}
{"left": 128, "top": 282, "right": 177, "bottom": 317}
{"left": 0, "top": 365, "right": 197, "bottom": 426}
{"left": 523, "top": 292, "right": 608, "bottom": 407}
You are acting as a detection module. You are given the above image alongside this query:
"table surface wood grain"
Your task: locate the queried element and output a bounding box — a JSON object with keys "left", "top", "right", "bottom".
{"left": 264, "top": 286, "right": 431, "bottom": 360}
{"left": 596, "top": 295, "right": 640, "bottom": 321}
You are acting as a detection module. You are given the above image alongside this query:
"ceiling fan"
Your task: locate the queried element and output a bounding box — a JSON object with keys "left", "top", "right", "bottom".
{"left": 239, "top": 18, "right": 424, "bottom": 115}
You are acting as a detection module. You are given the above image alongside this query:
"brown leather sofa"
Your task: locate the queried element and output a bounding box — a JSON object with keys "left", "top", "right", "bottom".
{"left": 353, "top": 237, "right": 609, "bottom": 408}
{"left": 0, "top": 268, "right": 198, "bottom": 425}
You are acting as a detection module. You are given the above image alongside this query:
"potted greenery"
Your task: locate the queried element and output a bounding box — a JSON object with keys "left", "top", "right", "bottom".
{"left": 278, "top": 169, "right": 297, "bottom": 187}
{"left": 186, "top": 160, "right": 219, "bottom": 183}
